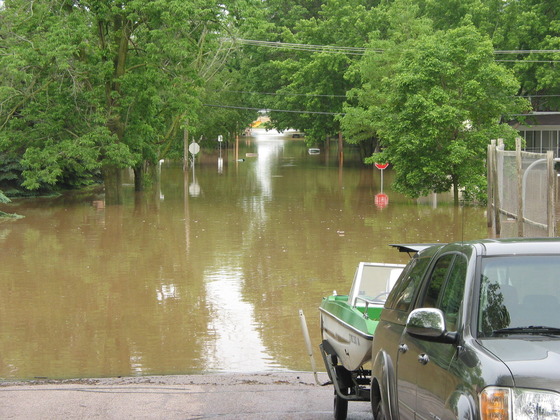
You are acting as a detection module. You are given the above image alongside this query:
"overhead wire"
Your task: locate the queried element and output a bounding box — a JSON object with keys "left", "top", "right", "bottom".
{"left": 227, "top": 38, "right": 560, "bottom": 57}
{"left": 225, "top": 38, "right": 373, "bottom": 55}
{"left": 210, "top": 89, "right": 346, "bottom": 98}
{"left": 211, "top": 39, "right": 560, "bottom": 114}
{"left": 203, "top": 104, "right": 345, "bottom": 115}
{"left": 496, "top": 60, "right": 560, "bottom": 63}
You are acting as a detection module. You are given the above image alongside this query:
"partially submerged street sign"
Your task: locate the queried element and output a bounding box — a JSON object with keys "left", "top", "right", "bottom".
{"left": 374, "top": 162, "right": 389, "bottom": 207}
{"left": 189, "top": 142, "right": 200, "bottom": 155}
{"left": 375, "top": 193, "right": 389, "bottom": 209}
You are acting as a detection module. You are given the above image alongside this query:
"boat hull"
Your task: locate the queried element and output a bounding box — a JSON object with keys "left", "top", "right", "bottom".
{"left": 319, "top": 297, "right": 381, "bottom": 371}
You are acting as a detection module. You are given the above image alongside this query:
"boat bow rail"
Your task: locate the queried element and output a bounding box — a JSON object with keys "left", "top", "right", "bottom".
{"left": 354, "top": 295, "right": 387, "bottom": 319}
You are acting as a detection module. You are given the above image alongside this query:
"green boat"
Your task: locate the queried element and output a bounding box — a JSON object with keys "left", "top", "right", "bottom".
{"left": 317, "top": 245, "right": 436, "bottom": 420}
{"left": 319, "top": 262, "right": 405, "bottom": 372}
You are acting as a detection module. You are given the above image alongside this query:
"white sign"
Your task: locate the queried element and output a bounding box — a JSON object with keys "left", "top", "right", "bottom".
{"left": 188, "top": 142, "right": 200, "bottom": 155}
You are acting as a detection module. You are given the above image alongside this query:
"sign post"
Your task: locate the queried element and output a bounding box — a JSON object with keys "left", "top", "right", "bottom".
{"left": 188, "top": 141, "right": 200, "bottom": 156}
{"left": 374, "top": 162, "right": 389, "bottom": 193}
{"left": 374, "top": 162, "right": 390, "bottom": 209}
{"left": 188, "top": 141, "right": 200, "bottom": 174}
{"left": 188, "top": 141, "right": 201, "bottom": 196}
{"left": 217, "top": 135, "right": 223, "bottom": 174}
{"left": 375, "top": 193, "right": 389, "bottom": 209}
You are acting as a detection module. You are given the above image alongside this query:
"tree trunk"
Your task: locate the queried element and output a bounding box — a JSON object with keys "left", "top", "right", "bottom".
{"left": 98, "top": 17, "right": 130, "bottom": 205}
{"left": 453, "top": 180, "right": 459, "bottom": 206}
{"left": 338, "top": 131, "right": 343, "bottom": 165}
{"left": 133, "top": 165, "right": 144, "bottom": 192}
{"left": 102, "top": 165, "right": 123, "bottom": 205}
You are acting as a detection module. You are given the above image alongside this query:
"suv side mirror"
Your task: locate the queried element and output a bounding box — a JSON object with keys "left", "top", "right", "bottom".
{"left": 406, "top": 308, "right": 458, "bottom": 344}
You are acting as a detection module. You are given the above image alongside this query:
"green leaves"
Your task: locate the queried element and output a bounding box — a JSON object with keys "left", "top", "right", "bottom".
{"left": 349, "top": 20, "right": 529, "bottom": 203}
{"left": 0, "top": 0, "right": 553, "bottom": 202}
{"left": 1, "top": 0, "right": 243, "bottom": 193}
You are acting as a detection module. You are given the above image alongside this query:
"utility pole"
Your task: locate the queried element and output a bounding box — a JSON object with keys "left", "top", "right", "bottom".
{"left": 235, "top": 122, "right": 239, "bottom": 162}
{"left": 338, "top": 131, "right": 344, "bottom": 166}
{"left": 183, "top": 119, "right": 189, "bottom": 172}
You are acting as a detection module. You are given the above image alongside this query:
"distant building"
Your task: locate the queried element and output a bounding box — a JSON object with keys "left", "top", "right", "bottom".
{"left": 511, "top": 113, "right": 560, "bottom": 155}
{"left": 250, "top": 115, "right": 271, "bottom": 128}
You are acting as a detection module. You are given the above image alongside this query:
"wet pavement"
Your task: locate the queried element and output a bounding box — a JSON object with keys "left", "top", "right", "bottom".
{"left": 0, "top": 372, "right": 373, "bottom": 419}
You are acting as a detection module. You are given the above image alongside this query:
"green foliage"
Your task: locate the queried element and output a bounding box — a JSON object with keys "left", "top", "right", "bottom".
{"left": 0, "top": 190, "right": 10, "bottom": 204}
{"left": 0, "top": 0, "right": 555, "bottom": 203}
{"left": 0, "top": 153, "right": 22, "bottom": 191}
{"left": 0, "top": 0, "right": 251, "bottom": 193}
{"left": 360, "top": 23, "right": 529, "bottom": 202}
{"left": 236, "top": 0, "right": 378, "bottom": 147}
{"left": 492, "top": 0, "right": 560, "bottom": 110}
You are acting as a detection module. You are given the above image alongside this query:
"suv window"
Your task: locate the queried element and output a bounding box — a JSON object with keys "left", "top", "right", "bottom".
{"left": 439, "top": 255, "right": 467, "bottom": 331}
{"left": 386, "top": 256, "right": 431, "bottom": 312}
{"left": 421, "top": 253, "right": 467, "bottom": 332}
{"left": 479, "top": 255, "right": 560, "bottom": 335}
{"left": 423, "top": 254, "right": 454, "bottom": 308}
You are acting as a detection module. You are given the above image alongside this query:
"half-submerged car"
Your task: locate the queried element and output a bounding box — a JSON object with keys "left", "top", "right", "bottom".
{"left": 371, "top": 238, "right": 560, "bottom": 420}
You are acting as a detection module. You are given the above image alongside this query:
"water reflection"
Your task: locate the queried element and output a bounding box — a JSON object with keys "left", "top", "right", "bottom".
{"left": 0, "top": 129, "right": 490, "bottom": 380}
{"left": 204, "top": 267, "right": 278, "bottom": 371}
{"left": 253, "top": 130, "right": 287, "bottom": 198}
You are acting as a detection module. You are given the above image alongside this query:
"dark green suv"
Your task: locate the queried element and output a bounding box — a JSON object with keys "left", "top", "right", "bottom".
{"left": 371, "top": 238, "right": 560, "bottom": 420}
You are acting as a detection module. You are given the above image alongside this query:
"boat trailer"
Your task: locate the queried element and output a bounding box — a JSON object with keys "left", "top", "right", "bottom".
{"left": 319, "top": 340, "right": 371, "bottom": 420}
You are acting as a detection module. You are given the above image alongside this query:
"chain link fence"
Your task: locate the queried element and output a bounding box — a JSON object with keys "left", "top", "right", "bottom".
{"left": 488, "top": 138, "right": 558, "bottom": 238}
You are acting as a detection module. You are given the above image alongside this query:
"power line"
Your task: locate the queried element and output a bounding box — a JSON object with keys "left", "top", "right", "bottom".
{"left": 519, "top": 95, "right": 560, "bottom": 98}
{"left": 227, "top": 38, "right": 560, "bottom": 57}
{"left": 211, "top": 89, "right": 560, "bottom": 101}
{"left": 203, "top": 104, "right": 345, "bottom": 115}
{"left": 497, "top": 60, "right": 560, "bottom": 63}
{"left": 225, "top": 38, "right": 371, "bottom": 55}
{"left": 494, "top": 49, "right": 560, "bottom": 54}
{"left": 511, "top": 112, "right": 560, "bottom": 116}
{"left": 211, "top": 89, "right": 347, "bottom": 98}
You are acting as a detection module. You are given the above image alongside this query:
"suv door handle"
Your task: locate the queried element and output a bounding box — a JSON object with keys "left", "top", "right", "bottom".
{"left": 398, "top": 344, "right": 408, "bottom": 353}
{"left": 418, "top": 354, "right": 429, "bottom": 365}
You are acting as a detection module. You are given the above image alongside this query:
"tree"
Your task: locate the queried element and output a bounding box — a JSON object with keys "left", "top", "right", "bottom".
{"left": 492, "top": 0, "right": 560, "bottom": 112}
{"left": 359, "top": 24, "right": 529, "bottom": 204}
{"left": 341, "top": 0, "right": 433, "bottom": 158}
{"left": 414, "top": 0, "right": 507, "bottom": 36}
{"left": 267, "top": 0, "right": 376, "bottom": 147}
{"left": 235, "top": 0, "right": 377, "bottom": 152}
{"left": 0, "top": 0, "right": 108, "bottom": 193}
{"left": 0, "top": 0, "right": 242, "bottom": 202}
{"left": 0, "top": 189, "right": 22, "bottom": 218}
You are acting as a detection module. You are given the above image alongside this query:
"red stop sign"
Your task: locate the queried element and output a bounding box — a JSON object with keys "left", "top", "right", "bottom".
{"left": 375, "top": 162, "right": 389, "bottom": 170}
{"left": 375, "top": 193, "right": 389, "bottom": 209}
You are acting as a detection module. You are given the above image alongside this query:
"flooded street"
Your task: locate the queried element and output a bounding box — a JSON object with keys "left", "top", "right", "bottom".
{"left": 0, "top": 129, "right": 489, "bottom": 380}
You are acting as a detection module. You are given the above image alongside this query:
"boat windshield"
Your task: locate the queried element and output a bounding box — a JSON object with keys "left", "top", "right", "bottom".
{"left": 349, "top": 263, "right": 404, "bottom": 306}
{"left": 478, "top": 255, "right": 560, "bottom": 337}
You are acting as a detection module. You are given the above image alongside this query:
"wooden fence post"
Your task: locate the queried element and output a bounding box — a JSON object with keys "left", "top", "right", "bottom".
{"left": 547, "top": 151, "right": 556, "bottom": 237}
{"left": 516, "top": 138, "right": 524, "bottom": 237}
{"left": 493, "top": 141, "right": 501, "bottom": 235}
{"left": 487, "top": 141, "right": 495, "bottom": 229}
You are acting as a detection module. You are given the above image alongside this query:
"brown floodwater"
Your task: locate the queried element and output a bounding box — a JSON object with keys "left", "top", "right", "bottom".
{"left": 0, "top": 129, "right": 490, "bottom": 380}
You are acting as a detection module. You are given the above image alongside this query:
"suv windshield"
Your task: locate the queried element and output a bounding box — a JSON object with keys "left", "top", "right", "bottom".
{"left": 478, "top": 255, "right": 560, "bottom": 337}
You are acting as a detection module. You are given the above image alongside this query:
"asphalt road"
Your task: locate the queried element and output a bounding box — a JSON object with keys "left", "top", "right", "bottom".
{"left": 0, "top": 372, "right": 373, "bottom": 419}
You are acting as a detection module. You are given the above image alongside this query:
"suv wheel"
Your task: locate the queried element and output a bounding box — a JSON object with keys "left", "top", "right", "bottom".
{"left": 374, "top": 400, "right": 386, "bottom": 420}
